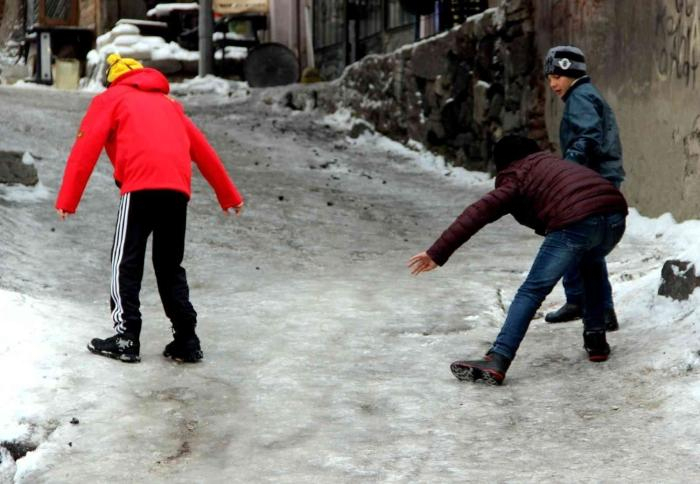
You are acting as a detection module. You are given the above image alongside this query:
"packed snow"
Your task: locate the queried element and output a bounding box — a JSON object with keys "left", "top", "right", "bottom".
{"left": 146, "top": 2, "right": 199, "bottom": 18}
{"left": 0, "top": 86, "right": 698, "bottom": 482}
{"left": 82, "top": 21, "right": 247, "bottom": 91}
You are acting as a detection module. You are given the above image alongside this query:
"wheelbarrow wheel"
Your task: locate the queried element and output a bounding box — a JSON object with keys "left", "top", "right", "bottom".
{"left": 244, "top": 42, "right": 299, "bottom": 88}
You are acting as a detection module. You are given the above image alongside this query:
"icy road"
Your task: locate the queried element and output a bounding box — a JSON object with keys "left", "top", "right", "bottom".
{"left": 0, "top": 85, "right": 698, "bottom": 483}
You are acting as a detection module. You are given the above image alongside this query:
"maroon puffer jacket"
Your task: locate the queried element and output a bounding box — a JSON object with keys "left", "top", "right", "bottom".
{"left": 426, "top": 151, "right": 628, "bottom": 266}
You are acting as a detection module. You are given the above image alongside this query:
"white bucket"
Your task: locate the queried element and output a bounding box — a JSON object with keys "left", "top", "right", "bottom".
{"left": 54, "top": 58, "right": 80, "bottom": 90}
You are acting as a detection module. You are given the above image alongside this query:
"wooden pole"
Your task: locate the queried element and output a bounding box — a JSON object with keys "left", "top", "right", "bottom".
{"left": 95, "top": 0, "right": 102, "bottom": 34}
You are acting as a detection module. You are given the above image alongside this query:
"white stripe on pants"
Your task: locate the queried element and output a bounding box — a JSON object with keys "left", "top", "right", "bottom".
{"left": 111, "top": 193, "right": 130, "bottom": 332}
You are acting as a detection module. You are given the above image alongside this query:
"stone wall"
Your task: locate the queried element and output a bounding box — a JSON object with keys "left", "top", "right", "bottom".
{"left": 296, "top": 0, "right": 545, "bottom": 173}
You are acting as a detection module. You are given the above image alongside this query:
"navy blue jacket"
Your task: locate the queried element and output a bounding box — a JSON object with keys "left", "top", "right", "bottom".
{"left": 560, "top": 77, "right": 625, "bottom": 185}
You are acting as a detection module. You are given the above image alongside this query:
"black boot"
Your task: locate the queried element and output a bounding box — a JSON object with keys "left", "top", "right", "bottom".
{"left": 450, "top": 351, "right": 511, "bottom": 385}
{"left": 87, "top": 333, "right": 140, "bottom": 363}
{"left": 583, "top": 330, "right": 610, "bottom": 362}
{"left": 163, "top": 332, "right": 203, "bottom": 363}
{"left": 604, "top": 308, "right": 619, "bottom": 332}
{"left": 545, "top": 303, "right": 582, "bottom": 323}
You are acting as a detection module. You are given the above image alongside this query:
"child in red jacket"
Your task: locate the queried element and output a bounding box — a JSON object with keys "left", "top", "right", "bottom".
{"left": 56, "top": 54, "right": 244, "bottom": 363}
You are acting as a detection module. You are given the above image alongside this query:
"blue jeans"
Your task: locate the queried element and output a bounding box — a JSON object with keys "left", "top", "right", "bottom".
{"left": 562, "top": 180, "right": 621, "bottom": 310}
{"left": 562, "top": 261, "right": 613, "bottom": 309}
{"left": 490, "top": 212, "right": 626, "bottom": 360}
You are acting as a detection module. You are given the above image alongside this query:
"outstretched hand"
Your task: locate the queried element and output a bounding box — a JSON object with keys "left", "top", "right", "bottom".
{"left": 226, "top": 202, "right": 244, "bottom": 217}
{"left": 56, "top": 209, "right": 70, "bottom": 221}
{"left": 408, "top": 251, "right": 437, "bottom": 275}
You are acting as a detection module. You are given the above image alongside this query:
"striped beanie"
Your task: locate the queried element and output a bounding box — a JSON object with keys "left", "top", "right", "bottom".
{"left": 543, "top": 46, "right": 587, "bottom": 78}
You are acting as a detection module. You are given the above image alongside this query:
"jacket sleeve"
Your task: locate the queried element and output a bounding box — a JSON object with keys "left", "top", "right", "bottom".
{"left": 562, "top": 94, "right": 604, "bottom": 168}
{"left": 55, "top": 96, "right": 113, "bottom": 213}
{"left": 183, "top": 114, "right": 243, "bottom": 210}
{"left": 426, "top": 181, "right": 519, "bottom": 266}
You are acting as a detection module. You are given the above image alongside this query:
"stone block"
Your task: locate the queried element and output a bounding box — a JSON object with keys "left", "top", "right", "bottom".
{"left": 349, "top": 121, "right": 374, "bottom": 139}
{"left": 506, "top": 36, "right": 533, "bottom": 79}
{"left": 411, "top": 36, "right": 452, "bottom": 80}
{"left": 502, "top": 109, "right": 522, "bottom": 132}
{"left": 658, "top": 260, "right": 700, "bottom": 300}
{"left": 0, "top": 151, "right": 39, "bottom": 186}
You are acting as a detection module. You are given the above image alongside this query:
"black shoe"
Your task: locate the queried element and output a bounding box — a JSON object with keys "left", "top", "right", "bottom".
{"left": 545, "top": 303, "right": 582, "bottom": 323}
{"left": 604, "top": 308, "right": 619, "bottom": 332}
{"left": 450, "top": 351, "right": 511, "bottom": 385}
{"left": 163, "top": 334, "right": 203, "bottom": 363}
{"left": 87, "top": 333, "right": 140, "bottom": 362}
{"left": 583, "top": 330, "right": 610, "bottom": 362}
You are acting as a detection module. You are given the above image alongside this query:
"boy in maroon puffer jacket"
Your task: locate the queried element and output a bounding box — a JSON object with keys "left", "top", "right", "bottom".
{"left": 408, "top": 135, "right": 627, "bottom": 385}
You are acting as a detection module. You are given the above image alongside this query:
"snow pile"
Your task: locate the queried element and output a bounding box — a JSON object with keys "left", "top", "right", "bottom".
{"left": 0, "top": 289, "right": 66, "bottom": 479}
{"left": 0, "top": 182, "right": 50, "bottom": 203}
{"left": 626, "top": 209, "right": 700, "bottom": 268}
{"left": 322, "top": 108, "right": 492, "bottom": 187}
{"left": 214, "top": 45, "right": 249, "bottom": 61}
{"left": 170, "top": 74, "right": 249, "bottom": 98}
{"left": 607, "top": 208, "right": 700, "bottom": 395}
{"left": 146, "top": 2, "right": 198, "bottom": 17}
{"left": 79, "top": 22, "right": 249, "bottom": 93}
{"left": 82, "top": 23, "right": 201, "bottom": 89}
{"left": 94, "top": 23, "right": 199, "bottom": 63}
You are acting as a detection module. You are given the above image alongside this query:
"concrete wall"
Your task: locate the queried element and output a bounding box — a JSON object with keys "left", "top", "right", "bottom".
{"left": 534, "top": 0, "right": 700, "bottom": 220}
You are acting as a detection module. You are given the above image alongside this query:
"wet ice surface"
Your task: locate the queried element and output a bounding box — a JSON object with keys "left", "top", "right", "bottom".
{"left": 0, "top": 86, "right": 699, "bottom": 483}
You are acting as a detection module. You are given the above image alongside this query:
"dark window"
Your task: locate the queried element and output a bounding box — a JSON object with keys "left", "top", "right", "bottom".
{"left": 45, "top": 0, "right": 71, "bottom": 20}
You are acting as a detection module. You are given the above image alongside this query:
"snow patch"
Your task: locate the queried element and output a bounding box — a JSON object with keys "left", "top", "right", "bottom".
{"left": 321, "top": 109, "right": 490, "bottom": 187}
{"left": 170, "top": 75, "right": 249, "bottom": 98}
{"left": 5, "top": 80, "right": 55, "bottom": 91}
{"left": 214, "top": 46, "right": 249, "bottom": 61}
{"left": 626, "top": 208, "right": 700, "bottom": 268}
{"left": 147, "top": 2, "right": 199, "bottom": 17}
{"left": 21, "top": 152, "right": 36, "bottom": 165}
{"left": 0, "top": 182, "right": 50, "bottom": 203}
{"left": 0, "top": 290, "right": 55, "bottom": 436}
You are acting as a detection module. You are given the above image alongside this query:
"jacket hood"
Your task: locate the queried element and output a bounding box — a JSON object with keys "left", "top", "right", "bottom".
{"left": 110, "top": 67, "right": 170, "bottom": 94}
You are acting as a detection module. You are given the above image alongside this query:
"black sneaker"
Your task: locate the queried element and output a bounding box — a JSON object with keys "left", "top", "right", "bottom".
{"left": 583, "top": 330, "right": 610, "bottom": 362}
{"left": 163, "top": 334, "right": 203, "bottom": 363}
{"left": 604, "top": 308, "right": 619, "bottom": 332}
{"left": 545, "top": 303, "right": 582, "bottom": 323}
{"left": 87, "top": 333, "right": 140, "bottom": 363}
{"left": 450, "top": 351, "right": 511, "bottom": 385}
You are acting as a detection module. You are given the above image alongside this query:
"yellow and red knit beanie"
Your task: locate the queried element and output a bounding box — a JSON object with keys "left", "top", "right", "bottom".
{"left": 106, "top": 53, "right": 143, "bottom": 83}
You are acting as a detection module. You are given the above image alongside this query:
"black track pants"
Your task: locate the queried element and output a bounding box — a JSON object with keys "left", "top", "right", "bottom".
{"left": 110, "top": 190, "right": 197, "bottom": 337}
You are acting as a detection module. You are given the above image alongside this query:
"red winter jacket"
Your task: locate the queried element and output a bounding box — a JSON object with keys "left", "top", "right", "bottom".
{"left": 426, "top": 151, "right": 628, "bottom": 266}
{"left": 55, "top": 68, "right": 243, "bottom": 213}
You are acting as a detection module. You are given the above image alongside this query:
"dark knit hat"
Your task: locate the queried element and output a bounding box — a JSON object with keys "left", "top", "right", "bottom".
{"left": 493, "top": 135, "right": 540, "bottom": 171}
{"left": 543, "top": 46, "right": 587, "bottom": 78}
